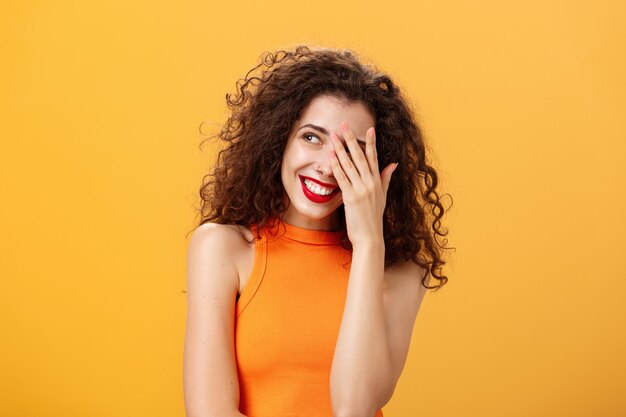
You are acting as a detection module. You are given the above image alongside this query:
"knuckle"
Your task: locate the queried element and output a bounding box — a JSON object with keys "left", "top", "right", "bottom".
{"left": 354, "top": 186, "right": 367, "bottom": 199}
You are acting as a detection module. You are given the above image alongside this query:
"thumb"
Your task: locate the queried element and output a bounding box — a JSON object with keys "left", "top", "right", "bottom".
{"left": 382, "top": 162, "right": 398, "bottom": 197}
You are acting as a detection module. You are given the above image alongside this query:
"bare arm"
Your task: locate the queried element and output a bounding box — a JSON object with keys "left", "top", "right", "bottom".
{"left": 329, "top": 241, "right": 390, "bottom": 417}
{"left": 183, "top": 223, "right": 247, "bottom": 417}
{"left": 329, "top": 240, "right": 426, "bottom": 417}
{"left": 327, "top": 118, "right": 427, "bottom": 417}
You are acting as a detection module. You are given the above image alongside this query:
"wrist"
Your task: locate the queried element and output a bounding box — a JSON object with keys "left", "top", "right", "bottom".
{"left": 352, "top": 237, "right": 385, "bottom": 251}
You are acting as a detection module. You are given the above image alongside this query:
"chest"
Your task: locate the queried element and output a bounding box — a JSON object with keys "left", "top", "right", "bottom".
{"left": 234, "top": 241, "right": 352, "bottom": 374}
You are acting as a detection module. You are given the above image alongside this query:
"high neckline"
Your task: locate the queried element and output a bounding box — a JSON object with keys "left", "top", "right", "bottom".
{"left": 263, "top": 216, "right": 343, "bottom": 245}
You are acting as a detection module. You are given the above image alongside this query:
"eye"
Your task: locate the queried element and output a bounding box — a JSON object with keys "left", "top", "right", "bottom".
{"left": 302, "top": 133, "right": 321, "bottom": 144}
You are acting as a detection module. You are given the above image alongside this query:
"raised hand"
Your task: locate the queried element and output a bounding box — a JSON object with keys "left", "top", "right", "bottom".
{"left": 328, "top": 121, "right": 398, "bottom": 247}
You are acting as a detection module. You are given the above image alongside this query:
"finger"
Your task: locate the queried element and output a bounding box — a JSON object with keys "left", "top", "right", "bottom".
{"left": 330, "top": 131, "right": 361, "bottom": 186}
{"left": 381, "top": 162, "right": 398, "bottom": 197}
{"left": 365, "top": 126, "right": 380, "bottom": 180}
{"left": 329, "top": 149, "right": 351, "bottom": 193}
{"left": 339, "top": 121, "right": 372, "bottom": 180}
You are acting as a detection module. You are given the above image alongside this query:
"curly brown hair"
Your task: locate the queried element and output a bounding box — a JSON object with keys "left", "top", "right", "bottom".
{"left": 193, "top": 44, "right": 453, "bottom": 290}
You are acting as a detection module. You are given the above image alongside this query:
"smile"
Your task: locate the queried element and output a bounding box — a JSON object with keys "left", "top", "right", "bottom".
{"left": 299, "top": 175, "right": 340, "bottom": 203}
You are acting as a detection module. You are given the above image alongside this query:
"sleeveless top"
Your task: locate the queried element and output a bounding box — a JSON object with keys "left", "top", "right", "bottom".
{"left": 234, "top": 217, "right": 385, "bottom": 417}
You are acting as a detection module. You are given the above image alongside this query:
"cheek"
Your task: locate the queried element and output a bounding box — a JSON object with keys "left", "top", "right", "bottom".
{"left": 282, "top": 156, "right": 305, "bottom": 176}
{"left": 280, "top": 160, "right": 298, "bottom": 192}
{"left": 280, "top": 165, "right": 289, "bottom": 191}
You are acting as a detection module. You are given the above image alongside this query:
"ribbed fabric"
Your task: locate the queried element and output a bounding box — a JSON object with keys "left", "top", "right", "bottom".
{"left": 235, "top": 217, "right": 384, "bottom": 417}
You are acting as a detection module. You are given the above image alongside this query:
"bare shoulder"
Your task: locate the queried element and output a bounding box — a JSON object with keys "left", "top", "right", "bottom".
{"left": 383, "top": 259, "right": 429, "bottom": 295}
{"left": 188, "top": 222, "right": 255, "bottom": 288}
{"left": 190, "top": 222, "right": 253, "bottom": 252}
{"left": 184, "top": 222, "right": 254, "bottom": 414}
{"left": 379, "top": 259, "right": 429, "bottom": 405}
{"left": 384, "top": 257, "right": 426, "bottom": 276}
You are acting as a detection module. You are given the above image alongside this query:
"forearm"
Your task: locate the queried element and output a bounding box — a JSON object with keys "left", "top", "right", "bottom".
{"left": 184, "top": 410, "right": 246, "bottom": 417}
{"left": 185, "top": 409, "right": 246, "bottom": 417}
{"left": 330, "top": 240, "right": 392, "bottom": 416}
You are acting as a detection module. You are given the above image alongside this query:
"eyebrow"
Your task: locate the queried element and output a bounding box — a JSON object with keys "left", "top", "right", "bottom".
{"left": 298, "top": 123, "right": 367, "bottom": 146}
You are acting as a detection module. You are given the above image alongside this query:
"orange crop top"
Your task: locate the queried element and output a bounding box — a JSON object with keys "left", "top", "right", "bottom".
{"left": 234, "top": 217, "right": 384, "bottom": 417}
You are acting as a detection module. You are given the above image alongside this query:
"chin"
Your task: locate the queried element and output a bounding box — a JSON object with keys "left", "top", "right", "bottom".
{"left": 297, "top": 205, "right": 336, "bottom": 220}
{"left": 286, "top": 197, "right": 340, "bottom": 221}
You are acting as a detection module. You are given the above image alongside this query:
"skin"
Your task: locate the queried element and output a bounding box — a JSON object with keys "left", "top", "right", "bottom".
{"left": 183, "top": 94, "right": 427, "bottom": 417}
{"left": 281, "top": 94, "right": 426, "bottom": 416}
{"left": 280, "top": 94, "right": 382, "bottom": 231}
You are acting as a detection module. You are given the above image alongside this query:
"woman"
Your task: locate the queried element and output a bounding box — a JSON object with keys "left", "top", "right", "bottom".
{"left": 183, "top": 45, "right": 451, "bottom": 417}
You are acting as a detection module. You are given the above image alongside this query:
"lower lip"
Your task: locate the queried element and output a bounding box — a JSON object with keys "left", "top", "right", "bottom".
{"left": 299, "top": 176, "right": 339, "bottom": 204}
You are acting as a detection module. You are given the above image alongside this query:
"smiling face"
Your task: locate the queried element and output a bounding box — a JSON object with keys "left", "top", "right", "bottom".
{"left": 280, "top": 94, "right": 376, "bottom": 231}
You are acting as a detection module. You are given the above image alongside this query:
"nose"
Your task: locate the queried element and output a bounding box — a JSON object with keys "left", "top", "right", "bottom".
{"left": 315, "top": 145, "right": 335, "bottom": 178}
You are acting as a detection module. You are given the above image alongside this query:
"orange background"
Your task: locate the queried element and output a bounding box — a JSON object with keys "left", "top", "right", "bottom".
{"left": 1, "top": 1, "right": 625, "bottom": 416}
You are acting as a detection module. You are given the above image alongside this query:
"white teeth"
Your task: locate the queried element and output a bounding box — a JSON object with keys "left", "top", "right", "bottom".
{"left": 303, "top": 178, "right": 335, "bottom": 196}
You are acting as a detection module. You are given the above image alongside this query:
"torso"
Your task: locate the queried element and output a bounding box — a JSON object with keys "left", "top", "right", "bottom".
{"left": 225, "top": 222, "right": 413, "bottom": 298}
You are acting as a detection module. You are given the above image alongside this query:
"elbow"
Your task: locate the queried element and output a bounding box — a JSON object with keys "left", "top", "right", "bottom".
{"left": 186, "top": 410, "right": 245, "bottom": 417}
{"left": 330, "top": 373, "right": 393, "bottom": 417}
{"left": 332, "top": 406, "right": 377, "bottom": 417}
{"left": 185, "top": 399, "right": 246, "bottom": 417}
{"left": 331, "top": 387, "right": 392, "bottom": 417}
{"left": 332, "top": 397, "right": 380, "bottom": 417}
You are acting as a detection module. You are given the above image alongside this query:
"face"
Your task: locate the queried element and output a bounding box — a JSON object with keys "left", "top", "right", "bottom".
{"left": 280, "top": 94, "right": 376, "bottom": 231}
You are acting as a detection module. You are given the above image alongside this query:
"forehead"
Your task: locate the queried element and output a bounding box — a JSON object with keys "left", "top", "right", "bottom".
{"left": 292, "top": 95, "right": 375, "bottom": 138}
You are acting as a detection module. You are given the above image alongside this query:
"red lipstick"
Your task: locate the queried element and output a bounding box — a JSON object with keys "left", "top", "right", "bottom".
{"left": 299, "top": 175, "right": 340, "bottom": 204}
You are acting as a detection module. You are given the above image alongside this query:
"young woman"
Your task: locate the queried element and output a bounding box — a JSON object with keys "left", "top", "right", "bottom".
{"left": 183, "top": 45, "right": 451, "bottom": 417}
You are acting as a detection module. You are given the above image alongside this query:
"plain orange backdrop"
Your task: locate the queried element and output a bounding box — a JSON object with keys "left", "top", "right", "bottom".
{"left": 1, "top": 1, "right": 625, "bottom": 416}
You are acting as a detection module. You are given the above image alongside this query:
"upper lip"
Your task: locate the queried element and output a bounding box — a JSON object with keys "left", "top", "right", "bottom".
{"left": 300, "top": 175, "right": 338, "bottom": 189}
